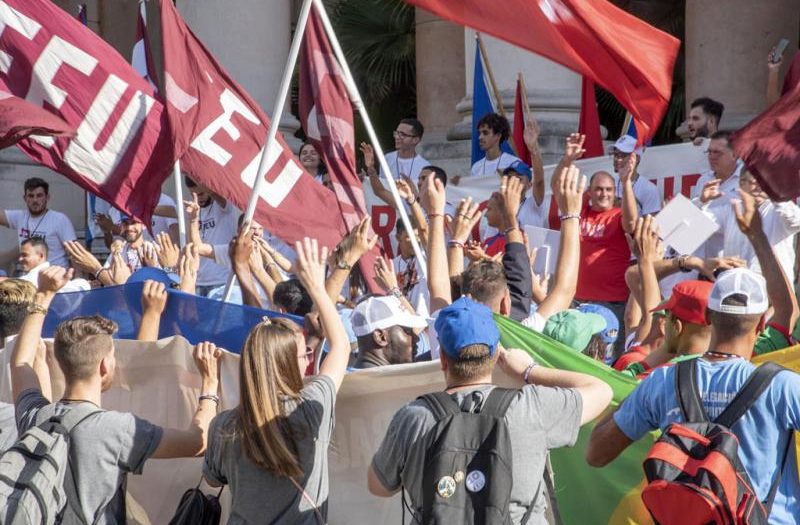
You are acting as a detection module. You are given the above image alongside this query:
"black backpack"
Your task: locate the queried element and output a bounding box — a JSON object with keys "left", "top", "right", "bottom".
{"left": 641, "top": 360, "right": 791, "bottom": 525}
{"left": 167, "top": 481, "right": 223, "bottom": 525}
{"left": 415, "top": 387, "right": 534, "bottom": 525}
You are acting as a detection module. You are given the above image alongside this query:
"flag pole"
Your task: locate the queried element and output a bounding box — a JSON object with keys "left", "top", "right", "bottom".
{"left": 222, "top": 0, "right": 315, "bottom": 301}
{"left": 310, "top": 0, "right": 427, "bottom": 276}
{"left": 518, "top": 72, "right": 532, "bottom": 122}
{"left": 477, "top": 33, "right": 506, "bottom": 118}
{"left": 172, "top": 161, "right": 186, "bottom": 247}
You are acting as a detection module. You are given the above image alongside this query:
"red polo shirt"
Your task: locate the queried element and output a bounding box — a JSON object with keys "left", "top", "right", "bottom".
{"left": 575, "top": 204, "right": 630, "bottom": 302}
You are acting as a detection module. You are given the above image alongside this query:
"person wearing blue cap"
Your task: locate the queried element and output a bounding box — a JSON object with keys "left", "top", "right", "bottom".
{"left": 368, "top": 296, "right": 613, "bottom": 523}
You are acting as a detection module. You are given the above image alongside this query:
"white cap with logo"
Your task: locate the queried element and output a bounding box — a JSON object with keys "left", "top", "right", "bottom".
{"left": 708, "top": 268, "right": 769, "bottom": 315}
{"left": 351, "top": 295, "right": 428, "bottom": 337}
{"left": 613, "top": 135, "right": 644, "bottom": 155}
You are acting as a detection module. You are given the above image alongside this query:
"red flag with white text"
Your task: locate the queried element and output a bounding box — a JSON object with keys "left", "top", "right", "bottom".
{"left": 403, "top": 0, "right": 679, "bottom": 142}
{"left": 0, "top": 0, "right": 178, "bottom": 226}
{"left": 0, "top": 90, "right": 76, "bottom": 149}
{"left": 299, "top": 8, "right": 382, "bottom": 291}
{"left": 158, "top": 0, "right": 348, "bottom": 249}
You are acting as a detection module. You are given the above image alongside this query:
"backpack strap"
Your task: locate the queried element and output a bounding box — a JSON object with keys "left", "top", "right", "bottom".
{"left": 763, "top": 432, "right": 792, "bottom": 515}
{"left": 675, "top": 359, "right": 709, "bottom": 423}
{"left": 479, "top": 388, "right": 517, "bottom": 418}
{"left": 418, "top": 391, "right": 462, "bottom": 421}
{"left": 714, "top": 362, "right": 785, "bottom": 428}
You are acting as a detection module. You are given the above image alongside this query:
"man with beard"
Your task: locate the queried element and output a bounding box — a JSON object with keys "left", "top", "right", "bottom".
{"left": 184, "top": 177, "right": 239, "bottom": 297}
{"left": 8, "top": 266, "right": 221, "bottom": 524}
{"left": 686, "top": 97, "right": 724, "bottom": 146}
{"left": 0, "top": 178, "right": 76, "bottom": 267}
{"left": 350, "top": 295, "right": 427, "bottom": 369}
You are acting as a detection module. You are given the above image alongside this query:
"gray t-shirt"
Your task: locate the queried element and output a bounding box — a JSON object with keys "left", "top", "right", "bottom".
{"left": 371, "top": 384, "right": 582, "bottom": 524}
{"left": 15, "top": 389, "right": 163, "bottom": 525}
{"left": 203, "top": 375, "right": 336, "bottom": 524}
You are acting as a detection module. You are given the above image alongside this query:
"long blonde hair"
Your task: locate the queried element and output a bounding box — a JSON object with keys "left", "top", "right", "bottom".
{"left": 238, "top": 317, "right": 305, "bottom": 478}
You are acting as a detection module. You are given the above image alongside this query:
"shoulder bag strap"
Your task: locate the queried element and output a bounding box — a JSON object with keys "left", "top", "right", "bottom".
{"left": 675, "top": 359, "right": 709, "bottom": 422}
{"left": 479, "top": 387, "right": 517, "bottom": 418}
{"left": 288, "top": 477, "right": 325, "bottom": 525}
{"left": 418, "top": 391, "right": 462, "bottom": 421}
{"left": 715, "top": 362, "right": 785, "bottom": 428}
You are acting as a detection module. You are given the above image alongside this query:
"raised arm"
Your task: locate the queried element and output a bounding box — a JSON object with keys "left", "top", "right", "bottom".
{"left": 63, "top": 240, "right": 115, "bottom": 286}
{"left": 396, "top": 176, "right": 429, "bottom": 245}
{"left": 523, "top": 118, "right": 546, "bottom": 206}
{"left": 11, "top": 266, "right": 72, "bottom": 402}
{"left": 183, "top": 193, "right": 213, "bottom": 258}
{"left": 734, "top": 190, "right": 799, "bottom": 334}
{"left": 536, "top": 164, "right": 586, "bottom": 320}
{"left": 629, "top": 216, "right": 662, "bottom": 343}
{"left": 178, "top": 243, "right": 200, "bottom": 295}
{"left": 324, "top": 217, "right": 377, "bottom": 304}
{"left": 420, "top": 171, "right": 450, "bottom": 311}
{"left": 766, "top": 49, "right": 783, "bottom": 106}
{"left": 230, "top": 225, "right": 262, "bottom": 309}
{"left": 151, "top": 341, "right": 220, "bottom": 458}
{"left": 500, "top": 176, "right": 531, "bottom": 321}
{"left": 618, "top": 153, "right": 638, "bottom": 234}
{"left": 361, "top": 142, "right": 394, "bottom": 206}
{"left": 445, "top": 198, "right": 483, "bottom": 278}
{"left": 295, "top": 237, "right": 350, "bottom": 391}
{"left": 137, "top": 280, "right": 168, "bottom": 341}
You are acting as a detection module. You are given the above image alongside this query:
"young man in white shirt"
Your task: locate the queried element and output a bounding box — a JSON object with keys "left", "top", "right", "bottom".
{"left": 363, "top": 118, "right": 430, "bottom": 206}
{"left": 185, "top": 177, "right": 239, "bottom": 297}
{"left": 0, "top": 177, "right": 77, "bottom": 268}
{"left": 612, "top": 136, "right": 661, "bottom": 217}
{"left": 17, "top": 238, "right": 89, "bottom": 293}
{"left": 470, "top": 113, "right": 521, "bottom": 178}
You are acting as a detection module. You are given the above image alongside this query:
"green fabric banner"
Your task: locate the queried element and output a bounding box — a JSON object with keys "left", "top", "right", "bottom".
{"left": 495, "top": 314, "right": 656, "bottom": 525}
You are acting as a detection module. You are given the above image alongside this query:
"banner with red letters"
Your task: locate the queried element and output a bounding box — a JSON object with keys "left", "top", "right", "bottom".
{"left": 0, "top": 0, "right": 178, "bottom": 226}
{"left": 159, "top": 0, "right": 348, "bottom": 250}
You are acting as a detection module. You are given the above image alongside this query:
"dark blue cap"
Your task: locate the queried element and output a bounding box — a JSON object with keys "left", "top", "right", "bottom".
{"left": 577, "top": 303, "right": 619, "bottom": 344}
{"left": 435, "top": 297, "right": 500, "bottom": 359}
{"left": 127, "top": 267, "right": 180, "bottom": 287}
{"left": 503, "top": 160, "right": 532, "bottom": 180}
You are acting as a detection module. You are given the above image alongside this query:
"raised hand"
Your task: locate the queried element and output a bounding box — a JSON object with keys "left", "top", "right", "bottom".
{"left": 141, "top": 280, "right": 168, "bottom": 315}
{"left": 553, "top": 164, "right": 587, "bottom": 216}
{"left": 419, "top": 169, "right": 446, "bottom": 215}
{"left": 94, "top": 213, "right": 116, "bottom": 234}
{"left": 523, "top": 118, "right": 540, "bottom": 151}
{"left": 182, "top": 192, "right": 201, "bottom": 221}
{"left": 109, "top": 251, "right": 131, "bottom": 284}
{"left": 179, "top": 243, "right": 200, "bottom": 293}
{"left": 37, "top": 265, "right": 74, "bottom": 295}
{"left": 156, "top": 232, "right": 180, "bottom": 269}
{"left": 373, "top": 255, "right": 399, "bottom": 292}
{"left": 699, "top": 179, "right": 722, "bottom": 204}
{"left": 64, "top": 240, "right": 103, "bottom": 275}
{"left": 138, "top": 242, "right": 160, "bottom": 268}
{"left": 396, "top": 177, "right": 415, "bottom": 203}
{"left": 732, "top": 189, "right": 764, "bottom": 238}
{"left": 563, "top": 133, "right": 586, "bottom": 163}
{"left": 618, "top": 153, "right": 637, "bottom": 184}
{"left": 464, "top": 239, "right": 489, "bottom": 263}
{"left": 500, "top": 175, "right": 524, "bottom": 221}
{"left": 697, "top": 255, "right": 746, "bottom": 281}
{"left": 359, "top": 142, "right": 376, "bottom": 172}
{"left": 193, "top": 341, "right": 221, "bottom": 386}
{"left": 632, "top": 215, "right": 661, "bottom": 264}
{"left": 230, "top": 223, "right": 255, "bottom": 268}
{"left": 446, "top": 197, "right": 483, "bottom": 243}
{"left": 293, "top": 237, "right": 329, "bottom": 295}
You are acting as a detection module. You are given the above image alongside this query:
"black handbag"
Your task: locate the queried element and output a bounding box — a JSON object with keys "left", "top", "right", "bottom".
{"left": 167, "top": 479, "right": 224, "bottom": 525}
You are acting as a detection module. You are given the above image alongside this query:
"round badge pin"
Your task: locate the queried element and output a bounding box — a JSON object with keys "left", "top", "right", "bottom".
{"left": 436, "top": 476, "right": 457, "bottom": 498}
{"left": 454, "top": 470, "right": 465, "bottom": 483}
{"left": 465, "top": 470, "right": 486, "bottom": 493}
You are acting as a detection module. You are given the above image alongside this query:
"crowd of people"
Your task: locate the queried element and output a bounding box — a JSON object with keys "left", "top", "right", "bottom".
{"left": 1, "top": 86, "right": 800, "bottom": 524}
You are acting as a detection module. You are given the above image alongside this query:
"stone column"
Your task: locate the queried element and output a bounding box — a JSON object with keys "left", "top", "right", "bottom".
{"left": 175, "top": 0, "right": 302, "bottom": 149}
{"left": 683, "top": 0, "right": 799, "bottom": 134}
{"left": 435, "top": 33, "right": 582, "bottom": 173}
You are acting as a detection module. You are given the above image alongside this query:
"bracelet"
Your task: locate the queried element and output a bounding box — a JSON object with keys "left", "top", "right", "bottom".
{"left": 388, "top": 287, "right": 403, "bottom": 299}
{"left": 503, "top": 226, "right": 518, "bottom": 236}
{"left": 559, "top": 214, "right": 581, "bottom": 221}
{"left": 27, "top": 303, "right": 48, "bottom": 316}
{"left": 199, "top": 393, "right": 220, "bottom": 405}
{"left": 336, "top": 260, "right": 352, "bottom": 271}
{"left": 447, "top": 239, "right": 465, "bottom": 249}
{"left": 522, "top": 361, "right": 538, "bottom": 384}
{"left": 427, "top": 213, "right": 444, "bottom": 219}
{"left": 406, "top": 195, "right": 417, "bottom": 205}
{"left": 678, "top": 255, "right": 691, "bottom": 273}
{"left": 94, "top": 267, "right": 108, "bottom": 280}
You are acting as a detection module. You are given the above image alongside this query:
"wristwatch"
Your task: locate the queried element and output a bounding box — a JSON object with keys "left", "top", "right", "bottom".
{"left": 336, "top": 260, "right": 352, "bottom": 271}
{"left": 27, "top": 303, "right": 48, "bottom": 316}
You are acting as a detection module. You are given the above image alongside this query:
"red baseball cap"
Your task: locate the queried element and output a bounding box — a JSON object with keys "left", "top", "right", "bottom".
{"left": 651, "top": 280, "right": 713, "bottom": 326}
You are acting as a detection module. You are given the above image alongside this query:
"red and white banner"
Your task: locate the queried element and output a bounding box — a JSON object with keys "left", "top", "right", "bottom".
{"left": 0, "top": 0, "right": 178, "bottom": 225}
{"left": 159, "top": 0, "right": 348, "bottom": 249}
{"left": 0, "top": 89, "right": 76, "bottom": 149}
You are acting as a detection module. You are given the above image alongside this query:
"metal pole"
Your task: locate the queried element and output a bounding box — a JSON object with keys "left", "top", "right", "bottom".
{"left": 221, "top": 0, "right": 314, "bottom": 302}
{"left": 310, "top": 0, "right": 427, "bottom": 276}
{"left": 173, "top": 160, "right": 186, "bottom": 247}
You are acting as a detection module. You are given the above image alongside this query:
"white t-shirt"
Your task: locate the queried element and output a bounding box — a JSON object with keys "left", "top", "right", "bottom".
{"left": 470, "top": 152, "right": 521, "bottom": 178}
{"left": 196, "top": 201, "right": 239, "bottom": 286}
{"left": 5, "top": 208, "right": 77, "bottom": 267}
{"left": 690, "top": 162, "right": 743, "bottom": 258}
{"left": 616, "top": 174, "right": 662, "bottom": 217}
{"left": 108, "top": 193, "right": 178, "bottom": 241}
{"left": 20, "top": 262, "right": 90, "bottom": 293}
{"left": 379, "top": 151, "right": 431, "bottom": 186}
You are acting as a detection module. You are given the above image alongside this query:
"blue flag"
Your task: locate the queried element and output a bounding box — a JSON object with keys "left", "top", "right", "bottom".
{"left": 41, "top": 283, "right": 302, "bottom": 354}
{"left": 471, "top": 41, "right": 513, "bottom": 165}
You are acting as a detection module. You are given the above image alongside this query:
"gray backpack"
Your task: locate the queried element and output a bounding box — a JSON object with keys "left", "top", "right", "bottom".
{"left": 0, "top": 403, "right": 100, "bottom": 525}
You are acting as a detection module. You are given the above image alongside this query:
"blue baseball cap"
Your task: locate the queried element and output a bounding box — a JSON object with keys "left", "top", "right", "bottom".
{"left": 127, "top": 267, "right": 180, "bottom": 287}
{"left": 577, "top": 303, "right": 619, "bottom": 344}
{"left": 434, "top": 297, "right": 500, "bottom": 359}
{"left": 503, "top": 160, "right": 532, "bottom": 180}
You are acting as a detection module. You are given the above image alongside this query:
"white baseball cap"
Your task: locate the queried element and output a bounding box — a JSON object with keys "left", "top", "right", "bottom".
{"left": 708, "top": 268, "right": 769, "bottom": 315}
{"left": 351, "top": 295, "right": 428, "bottom": 337}
{"left": 613, "top": 135, "right": 644, "bottom": 155}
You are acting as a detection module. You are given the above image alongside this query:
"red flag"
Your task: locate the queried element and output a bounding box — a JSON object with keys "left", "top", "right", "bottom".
{"left": 0, "top": 90, "right": 76, "bottom": 148}
{"left": 403, "top": 0, "right": 679, "bottom": 142}
{"left": 731, "top": 81, "right": 800, "bottom": 202}
{"left": 131, "top": 0, "right": 159, "bottom": 89}
{"left": 512, "top": 79, "right": 532, "bottom": 165}
{"left": 299, "top": 9, "right": 383, "bottom": 291}
{"left": 0, "top": 0, "right": 178, "bottom": 226}
{"left": 159, "top": 0, "right": 348, "bottom": 249}
{"left": 578, "top": 77, "right": 603, "bottom": 158}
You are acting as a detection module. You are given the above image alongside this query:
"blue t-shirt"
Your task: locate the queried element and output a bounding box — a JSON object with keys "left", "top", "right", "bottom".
{"left": 614, "top": 357, "right": 800, "bottom": 525}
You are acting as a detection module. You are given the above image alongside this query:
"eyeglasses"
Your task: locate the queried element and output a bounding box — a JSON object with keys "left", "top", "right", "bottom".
{"left": 298, "top": 349, "right": 314, "bottom": 361}
{"left": 393, "top": 130, "right": 417, "bottom": 139}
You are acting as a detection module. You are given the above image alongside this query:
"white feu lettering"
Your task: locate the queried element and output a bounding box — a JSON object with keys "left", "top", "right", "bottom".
{"left": 0, "top": 2, "right": 41, "bottom": 73}
{"left": 190, "top": 88, "right": 259, "bottom": 166}
{"left": 240, "top": 141, "right": 302, "bottom": 208}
